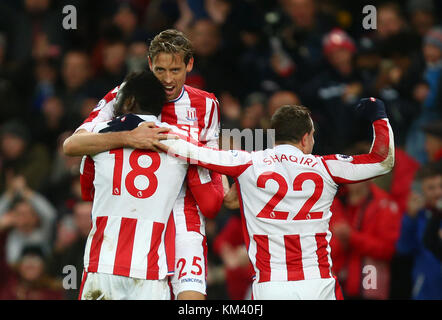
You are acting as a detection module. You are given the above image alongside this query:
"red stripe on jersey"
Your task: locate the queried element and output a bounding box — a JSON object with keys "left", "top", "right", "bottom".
{"left": 206, "top": 99, "right": 216, "bottom": 133}
{"left": 113, "top": 218, "right": 137, "bottom": 276}
{"left": 161, "top": 101, "right": 178, "bottom": 125}
{"left": 284, "top": 234, "right": 305, "bottom": 281}
{"left": 253, "top": 234, "right": 271, "bottom": 282}
{"left": 82, "top": 110, "right": 100, "bottom": 124}
{"left": 333, "top": 275, "right": 344, "bottom": 300}
{"left": 164, "top": 212, "right": 175, "bottom": 274}
{"left": 147, "top": 222, "right": 165, "bottom": 279}
{"left": 315, "top": 233, "right": 331, "bottom": 278}
{"left": 202, "top": 235, "right": 208, "bottom": 278}
{"left": 88, "top": 216, "right": 108, "bottom": 272}
{"left": 183, "top": 187, "right": 201, "bottom": 233}
{"left": 78, "top": 270, "right": 88, "bottom": 300}
{"left": 235, "top": 179, "right": 250, "bottom": 251}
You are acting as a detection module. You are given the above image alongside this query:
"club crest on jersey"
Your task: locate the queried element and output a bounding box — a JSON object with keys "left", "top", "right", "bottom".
{"left": 186, "top": 107, "right": 198, "bottom": 122}
{"left": 336, "top": 154, "right": 353, "bottom": 162}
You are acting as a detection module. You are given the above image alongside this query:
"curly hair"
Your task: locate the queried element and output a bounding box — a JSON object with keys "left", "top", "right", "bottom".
{"left": 113, "top": 70, "right": 167, "bottom": 117}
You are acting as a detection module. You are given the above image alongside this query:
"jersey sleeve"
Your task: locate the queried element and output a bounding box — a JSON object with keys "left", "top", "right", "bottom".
{"left": 162, "top": 135, "right": 252, "bottom": 178}
{"left": 75, "top": 86, "right": 120, "bottom": 133}
{"left": 320, "top": 118, "right": 395, "bottom": 184}
{"left": 80, "top": 155, "right": 95, "bottom": 201}
{"left": 186, "top": 165, "right": 224, "bottom": 219}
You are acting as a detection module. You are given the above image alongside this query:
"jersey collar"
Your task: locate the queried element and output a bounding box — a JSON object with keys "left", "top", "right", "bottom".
{"left": 274, "top": 144, "right": 304, "bottom": 154}
{"left": 168, "top": 86, "right": 185, "bottom": 103}
{"left": 137, "top": 114, "right": 159, "bottom": 122}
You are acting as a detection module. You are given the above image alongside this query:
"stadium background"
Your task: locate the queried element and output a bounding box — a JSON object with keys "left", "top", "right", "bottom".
{"left": 0, "top": 0, "right": 441, "bottom": 300}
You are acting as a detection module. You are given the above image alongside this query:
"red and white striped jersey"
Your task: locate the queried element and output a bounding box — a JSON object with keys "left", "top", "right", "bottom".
{"left": 165, "top": 118, "right": 395, "bottom": 282}
{"left": 83, "top": 115, "right": 192, "bottom": 280}
{"left": 76, "top": 84, "right": 221, "bottom": 236}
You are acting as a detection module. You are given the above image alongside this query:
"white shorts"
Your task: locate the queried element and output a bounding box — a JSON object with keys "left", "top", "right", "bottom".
{"left": 170, "top": 232, "right": 207, "bottom": 298}
{"left": 252, "top": 277, "right": 343, "bottom": 300}
{"left": 79, "top": 272, "right": 171, "bottom": 300}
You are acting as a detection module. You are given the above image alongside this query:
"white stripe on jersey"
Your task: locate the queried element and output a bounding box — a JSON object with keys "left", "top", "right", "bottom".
{"left": 129, "top": 219, "right": 152, "bottom": 279}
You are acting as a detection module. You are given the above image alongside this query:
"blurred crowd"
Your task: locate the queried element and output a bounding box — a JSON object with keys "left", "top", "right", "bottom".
{"left": 0, "top": 0, "right": 441, "bottom": 300}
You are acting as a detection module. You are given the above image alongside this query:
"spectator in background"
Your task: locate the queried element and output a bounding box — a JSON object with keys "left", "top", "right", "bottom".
{"left": 407, "top": 0, "right": 436, "bottom": 40}
{"left": 213, "top": 212, "right": 254, "bottom": 300}
{"left": 126, "top": 40, "right": 149, "bottom": 73}
{"left": 187, "top": 18, "right": 234, "bottom": 96}
{"left": 0, "top": 120, "right": 50, "bottom": 192}
{"left": 112, "top": 3, "right": 148, "bottom": 43}
{"left": 31, "top": 58, "right": 58, "bottom": 113}
{"left": 47, "top": 201, "right": 92, "bottom": 300}
{"left": 30, "top": 96, "right": 72, "bottom": 153}
{"left": 265, "top": 0, "right": 334, "bottom": 88}
{"left": 240, "top": 93, "right": 267, "bottom": 131}
{"left": 0, "top": 174, "right": 56, "bottom": 265}
{"left": 330, "top": 144, "right": 401, "bottom": 300}
{"left": 57, "top": 50, "right": 92, "bottom": 122}
{"left": 9, "top": 0, "right": 64, "bottom": 64}
{"left": 423, "top": 203, "right": 442, "bottom": 261}
{"left": 93, "top": 39, "right": 128, "bottom": 95}
{"left": 422, "top": 120, "right": 442, "bottom": 164}
{"left": 396, "top": 163, "right": 442, "bottom": 299}
{"left": 404, "top": 26, "right": 442, "bottom": 163}
{"left": 42, "top": 131, "right": 82, "bottom": 212}
{"left": 0, "top": 33, "right": 23, "bottom": 124}
{"left": 267, "top": 90, "right": 301, "bottom": 117}
{"left": 302, "top": 28, "right": 364, "bottom": 154}
{"left": 0, "top": 233, "right": 63, "bottom": 300}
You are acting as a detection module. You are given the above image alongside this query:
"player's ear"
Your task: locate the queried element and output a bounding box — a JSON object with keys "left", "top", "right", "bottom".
{"left": 186, "top": 57, "right": 194, "bottom": 72}
{"left": 301, "top": 132, "right": 309, "bottom": 148}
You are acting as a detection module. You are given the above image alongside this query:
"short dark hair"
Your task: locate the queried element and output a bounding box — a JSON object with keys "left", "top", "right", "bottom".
{"left": 270, "top": 105, "right": 313, "bottom": 143}
{"left": 148, "top": 29, "right": 193, "bottom": 65}
{"left": 114, "top": 70, "right": 167, "bottom": 117}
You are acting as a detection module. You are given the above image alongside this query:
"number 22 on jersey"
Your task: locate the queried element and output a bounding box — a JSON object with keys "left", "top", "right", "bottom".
{"left": 256, "top": 171, "right": 324, "bottom": 221}
{"left": 109, "top": 149, "right": 160, "bottom": 198}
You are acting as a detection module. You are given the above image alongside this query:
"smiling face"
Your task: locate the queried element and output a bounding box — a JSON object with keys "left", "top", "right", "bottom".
{"left": 149, "top": 52, "right": 193, "bottom": 101}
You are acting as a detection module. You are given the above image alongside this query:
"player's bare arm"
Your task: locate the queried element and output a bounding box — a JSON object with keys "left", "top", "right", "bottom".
{"left": 63, "top": 122, "right": 171, "bottom": 156}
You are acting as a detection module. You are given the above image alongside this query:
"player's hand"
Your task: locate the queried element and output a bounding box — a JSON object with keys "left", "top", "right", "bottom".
{"left": 126, "top": 122, "right": 172, "bottom": 152}
{"left": 222, "top": 175, "right": 230, "bottom": 196}
{"left": 224, "top": 182, "right": 240, "bottom": 209}
{"left": 355, "top": 97, "right": 387, "bottom": 123}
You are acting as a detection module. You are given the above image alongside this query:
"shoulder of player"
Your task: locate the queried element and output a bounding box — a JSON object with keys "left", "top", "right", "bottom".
{"left": 101, "top": 85, "right": 120, "bottom": 103}
{"left": 184, "top": 85, "right": 217, "bottom": 101}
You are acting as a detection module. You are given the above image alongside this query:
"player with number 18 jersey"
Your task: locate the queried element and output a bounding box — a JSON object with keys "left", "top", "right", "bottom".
{"left": 77, "top": 84, "right": 221, "bottom": 297}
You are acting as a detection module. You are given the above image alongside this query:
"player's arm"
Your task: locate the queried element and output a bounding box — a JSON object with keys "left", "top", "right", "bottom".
{"left": 321, "top": 98, "right": 395, "bottom": 184}
{"left": 63, "top": 86, "right": 171, "bottom": 156}
{"left": 187, "top": 96, "right": 225, "bottom": 217}
{"left": 80, "top": 156, "right": 95, "bottom": 201}
{"left": 157, "top": 136, "right": 253, "bottom": 178}
{"left": 63, "top": 124, "right": 171, "bottom": 156}
{"left": 186, "top": 165, "right": 224, "bottom": 219}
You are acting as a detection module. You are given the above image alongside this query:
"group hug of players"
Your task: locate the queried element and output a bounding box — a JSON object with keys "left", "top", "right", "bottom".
{"left": 63, "top": 29, "right": 394, "bottom": 300}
